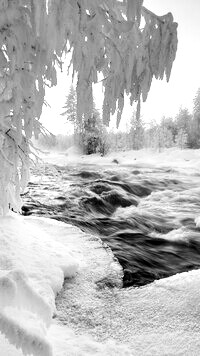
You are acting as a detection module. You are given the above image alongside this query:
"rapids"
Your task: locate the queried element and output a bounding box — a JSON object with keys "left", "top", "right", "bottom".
{"left": 22, "top": 160, "right": 200, "bottom": 287}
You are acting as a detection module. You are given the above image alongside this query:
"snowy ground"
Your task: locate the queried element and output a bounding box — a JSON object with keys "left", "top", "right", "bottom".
{"left": 1, "top": 148, "right": 200, "bottom": 355}
{"left": 41, "top": 146, "right": 200, "bottom": 174}
{"left": 0, "top": 214, "right": 130, "bottom": 356}
{"left": 0, "top": 214, "right": 78, "bottom": 356}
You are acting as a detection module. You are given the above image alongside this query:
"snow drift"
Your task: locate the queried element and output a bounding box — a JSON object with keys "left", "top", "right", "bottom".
{"left": 0, "top": 214, "right": 78, "bottom": 356}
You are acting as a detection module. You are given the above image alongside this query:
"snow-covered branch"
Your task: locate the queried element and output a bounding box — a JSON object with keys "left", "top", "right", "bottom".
{"left": 0, "top": 0, "right": 178, "bottom": 215}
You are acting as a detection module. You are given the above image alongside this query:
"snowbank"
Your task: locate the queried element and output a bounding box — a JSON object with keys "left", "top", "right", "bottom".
{"left": 0, "top": 214, "right": 132, "bottom": 356}
{"left": 0, "top": 214, "right": 78, "bottom": 356}
{"left": 41, "top": 147, "right": 200, "bottom": 172}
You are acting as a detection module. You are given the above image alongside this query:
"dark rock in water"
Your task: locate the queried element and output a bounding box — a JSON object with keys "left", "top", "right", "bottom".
{"left": 112, "top": 159, "right": 119, "bottom": 164}
{"left": 21, "top": 205, "right": 32, "bottom": 215}
{"left": 21, "top": 205, "right": 29, "bottom": 213}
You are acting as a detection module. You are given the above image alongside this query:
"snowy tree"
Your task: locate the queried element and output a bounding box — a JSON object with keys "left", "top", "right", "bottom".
{"left": 161, "top": 116, "right": 177, "bottom": 143}
{"left": 61, "top": 85, "right": 77, "bottom": 124}
{"left": 193, "top": 88, "right": 200, "bottom": 130}
{"left": 174, "top": 107, "right": 192, "bottom": 147}
{"left": 190, "top": 88, "right": 200, "bottom": 147}
{"left": 61, "top": 84, "right": 81, "bottom": 143}
{"left": 176, "top": 108, "right": 191, "bottom": 133}
{"left": 0, "top": 0, "right": 178, "bottom": 214}
{"left": 144, "top": 121, "right": 158, "bottom": 149}
{"left": 129, "top": 110, "right": 144, "bottom": 149}
{"left": 82, "top": 104, "right": 105, "bottom": 154}
{"left": 159, "top": 117, "right": 174, "bottom": 147}
{"left": 61, "top": 85, "right": 106, "bottom": 153}
{"left": 175, "top": 128, "right": 188, "bottom": 149}
{"left": 144, "top": 120, "right": 173, "bottom": 151}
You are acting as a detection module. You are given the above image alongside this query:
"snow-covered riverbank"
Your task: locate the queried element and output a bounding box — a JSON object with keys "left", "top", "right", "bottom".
{"left": 1, "top": 148, "right": 200, "bottom": 355}
{"left": 2, "top": 213, "right": 200, "bottom": 355}
{"left": 0, "top": 214, "right": 78, "bottom": 356}
{"left": 41, "top": 146, "right": 200, "bottom": 173}
{"left": 0, "top": 214, "right": 130, "bottom": 355}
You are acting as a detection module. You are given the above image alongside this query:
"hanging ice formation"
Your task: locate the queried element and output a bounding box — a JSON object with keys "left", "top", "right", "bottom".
{"left": 0, "top": 0, "right": 178, "bottom": 214}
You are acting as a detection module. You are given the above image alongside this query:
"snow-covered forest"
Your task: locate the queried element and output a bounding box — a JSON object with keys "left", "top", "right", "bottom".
{"left": 38, "top": 86, "right": 200, "bottom": 153}
{"left": 1, "top": 1, "right": 200, "bottom": 356}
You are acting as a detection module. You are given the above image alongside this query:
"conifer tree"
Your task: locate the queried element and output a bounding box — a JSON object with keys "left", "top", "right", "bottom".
{"left": 193, "top": 88, "right": 200, "bottom": 130}
{"left": 176, "top": 108, "right": 191, "bottom": 132}
{"left": 61, "top": 85, "right": 81, "bottom": 144}
{"left": 129, "top": 111, "right": 144, "bottom": 149}
{"left": 82, "top": 102, "right": 106, "bottom": 154}
{"left": 192, "top": 88, "right": 200, "bottom": 147}
{"left": 61, "top": 85, "right": 77, "bottom": 124}
{"left": 175, "top": 129, "right": 188, "bottom": 149}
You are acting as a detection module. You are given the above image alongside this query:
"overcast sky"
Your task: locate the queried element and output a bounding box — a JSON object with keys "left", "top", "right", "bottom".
{"left": 41, "top": 0, "right": 200, "bottom": 134}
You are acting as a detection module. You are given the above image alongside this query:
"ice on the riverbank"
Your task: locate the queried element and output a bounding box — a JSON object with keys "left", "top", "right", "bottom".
{"left": 0, "top": 213, "right": 78, "bottom": 356}
{"left": 0, "top": 214, "right": 125, "bottom": 356}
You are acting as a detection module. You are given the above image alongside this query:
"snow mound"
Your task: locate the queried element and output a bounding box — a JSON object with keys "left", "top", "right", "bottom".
{"left": 49, "top": 322, "right": 133, "bottom": 356}
{"left": 0, "top": 214, "right": 78, "bottom": 356}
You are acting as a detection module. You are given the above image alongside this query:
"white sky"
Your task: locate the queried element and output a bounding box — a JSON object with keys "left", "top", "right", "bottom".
{"left": 41, "top": 0, "right": 200, "bottom": 134}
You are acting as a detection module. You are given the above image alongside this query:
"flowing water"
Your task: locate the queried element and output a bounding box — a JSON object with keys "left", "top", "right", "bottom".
{"left": 22, "top": 158, "right": 200, "bottom": 288}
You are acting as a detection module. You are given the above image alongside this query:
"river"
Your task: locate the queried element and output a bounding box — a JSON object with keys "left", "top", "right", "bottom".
{"left": 22, "top": 152, "right": 200, "bottom": 288}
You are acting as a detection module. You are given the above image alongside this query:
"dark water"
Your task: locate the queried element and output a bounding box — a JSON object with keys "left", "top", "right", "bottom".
{"left": 22, "top": 160, "right": 200, "bottom": 287}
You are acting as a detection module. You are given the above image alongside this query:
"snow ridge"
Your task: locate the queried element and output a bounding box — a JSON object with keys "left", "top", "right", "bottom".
{"left": 0, "top": 214, "right": 78, "bottom": 356}
{"left": 0, "top": 310, "right": 51, "bottom": 356}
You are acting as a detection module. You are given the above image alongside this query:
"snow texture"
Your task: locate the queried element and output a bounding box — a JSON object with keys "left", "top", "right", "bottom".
{"left": 49, "top": 322, "right": 133, "bottom": 356}
{"left": 0, "top": 213, "right": 78, "bottom": 356}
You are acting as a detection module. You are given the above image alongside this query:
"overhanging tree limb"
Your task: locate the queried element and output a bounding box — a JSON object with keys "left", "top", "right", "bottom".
{"left": 0, "top": 0, "right": 178, "bottom": 215}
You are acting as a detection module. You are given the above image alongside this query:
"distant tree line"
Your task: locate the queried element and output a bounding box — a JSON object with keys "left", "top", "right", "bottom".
{"left": 143, "top": 87, "right": 200, "bottom": 150}
{"left": 36, "top": 87, "right": 200, "bottom": 154}
{"left": 107, "top": 87, "right": 200, "bottom": 152}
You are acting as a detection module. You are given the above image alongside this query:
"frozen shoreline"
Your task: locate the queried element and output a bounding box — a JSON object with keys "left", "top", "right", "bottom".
{"left": 0, "top": 214, "right": 129, "bottom": 355}
{"left": 2, "top": 213, "right": 200, "bottom": 355}
{"left": 1, "top": 148, "right": 200, "bottom": 355}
